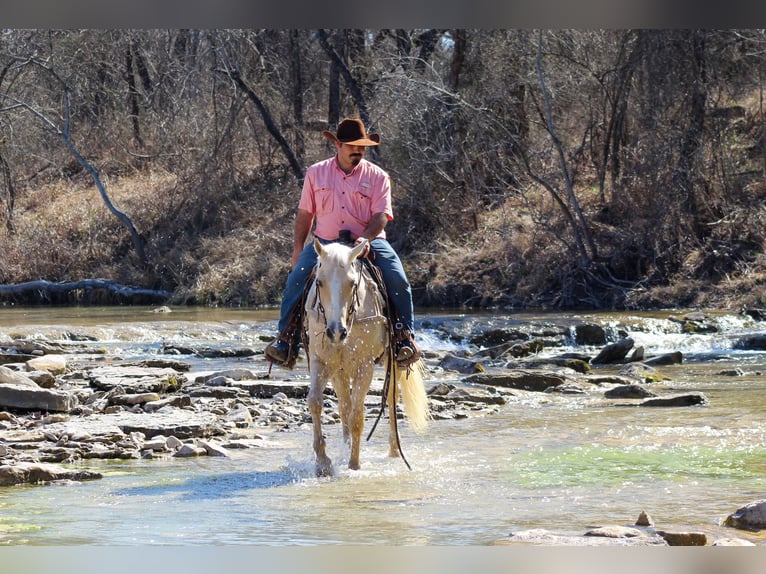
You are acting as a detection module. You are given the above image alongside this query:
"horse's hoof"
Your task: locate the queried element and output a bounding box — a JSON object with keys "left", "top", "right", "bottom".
{"left": 316, "top": 460, "right": 333, "bottom": 477}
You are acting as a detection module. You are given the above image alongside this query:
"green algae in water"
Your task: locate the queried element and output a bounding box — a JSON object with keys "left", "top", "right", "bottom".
{"left": 507, "top": 444, "right": 766, "bottom": 489}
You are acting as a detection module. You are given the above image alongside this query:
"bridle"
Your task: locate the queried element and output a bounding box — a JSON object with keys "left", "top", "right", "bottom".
{"left": 311, "top": 258, "right": 362, "bottom": 340}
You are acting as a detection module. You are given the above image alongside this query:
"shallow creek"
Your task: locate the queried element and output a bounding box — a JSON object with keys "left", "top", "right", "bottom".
{"left": 1, "top": 306, "right": 766, "bottom": 545}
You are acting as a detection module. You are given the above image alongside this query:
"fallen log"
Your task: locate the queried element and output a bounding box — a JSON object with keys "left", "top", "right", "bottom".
{"left": 0, "top": 279, "right": 171, "bottom": 304}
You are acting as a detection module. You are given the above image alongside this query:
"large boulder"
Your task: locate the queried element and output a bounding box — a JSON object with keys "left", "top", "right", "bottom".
{"left": 0, "top": 366, "right": 74, "bottom": 412}
{"left": 723, "top": 499, "right": 766, "bottom": 531}
{"left": 592, "top": 338, "right": 634, "bottom": 364}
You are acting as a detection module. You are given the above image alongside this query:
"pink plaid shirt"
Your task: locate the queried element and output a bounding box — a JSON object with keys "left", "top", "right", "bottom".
{"left": 298, "top": 156, "right": 393, "bottom": 240}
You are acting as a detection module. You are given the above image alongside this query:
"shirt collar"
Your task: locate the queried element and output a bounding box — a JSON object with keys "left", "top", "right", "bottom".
{"left": 334, "top": 154, "right": 362, "bottom": 176}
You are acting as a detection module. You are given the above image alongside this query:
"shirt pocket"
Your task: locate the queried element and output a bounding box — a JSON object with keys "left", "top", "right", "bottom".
{"left": 350, "top": 189, "right": 372, "bottom": 219}
{"left": 314, "top": 187, "right": 334, "bottom": 214}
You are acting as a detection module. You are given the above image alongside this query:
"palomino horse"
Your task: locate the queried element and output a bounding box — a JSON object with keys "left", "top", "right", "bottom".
{"left": 304, "top": 238, "right": 429, "bottom": 476}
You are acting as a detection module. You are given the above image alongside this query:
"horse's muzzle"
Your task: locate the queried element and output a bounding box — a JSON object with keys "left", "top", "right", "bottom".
{"left": 326, "top": 324, "right": 348, "bottom": 342}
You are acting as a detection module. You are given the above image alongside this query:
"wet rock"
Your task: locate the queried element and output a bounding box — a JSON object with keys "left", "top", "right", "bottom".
{"left": 591, "top": 338, "right": 634, "bottom": 364}
{"left": 604, "top": 384, "right": 657, "bottom": 399}
{"left": 734, "top": 334, "right": 766, "bottom": 350}
{"left": 174, "top": 443, "right": 206, "bottom": 457}
{"left": 198, "top": 439, "right": 230, "bottom": 457}
{"left": 137, "top": 359, "right": 192, "bottom": 372}
{"left": 585, "top": 374, "right": 640, "bottom": 386}
{"left": 0, "top": 461, "right": 102, "bottom": 486}
{"left": 195, "top": 369, "right": 261, "bottom": 384}
{"left": 469, "top": 328, "right": 528, "bottom": 347}
{"left": 584, "top": 525, "right": 644, "bottom": 538}
{"left": 636, "top": 510, "right": 654, "bottom": 526}
{"left": 502, "top": 339, "right": 546, "bottom": 358}
{"left": 464, "top": 370, "right": 575, "bottom": 393}
{"left": 494, "top": 528, "right": 667, "bottom": 546}
{"left": 618, "top": 363, "right": 671, "bottom": 383}
{"left": 519, "top": 357, "right": 591, "bottom": 373}
{"left": 723, "top": 499, "right": 766, "bottom": 531}
{"left": 639, "top": 392, "right": 708, "bottom": 407}
{"left": 718, "top": 368, "right": 745, "bottom": 376}
{"left": 429, "top": 387, "right": 506, "bottom": 405}
{"left": 161, "top": 344, "right": 256, "bottom": 358}
{"left": 673, "top": 313, "right": 718, "bottom": 334}
{"left": 712, "top": 537, "right": 756, "bottom": 546}
{"left": 0, "top": 366, "right": 75, "bottom": 412}
{"left": 656, "top": 530, "right": 707, "bottom": 546}
{"left": 439, "top": 354, "right": 484, "bottom": 374}
{"left": 545, "top": 382, "right": 588, "bottom": 394}
{"left": 644, "top": 352, "right": 683, "bottom": 366}
{"left": 742, "top": 308, "right": 766, "bottom": 321}
{"left": 629, "top": 346, "right": 645, "bottom": 361}
{"left": 573, "top": 323, "right": 607, "bottom": 346}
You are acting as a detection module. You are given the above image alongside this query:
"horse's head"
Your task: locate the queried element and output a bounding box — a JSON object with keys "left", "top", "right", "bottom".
{"left": 312, "top": 238, "right": 368, "bottom": 344}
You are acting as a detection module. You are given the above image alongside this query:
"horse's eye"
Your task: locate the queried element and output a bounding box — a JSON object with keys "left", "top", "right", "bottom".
{"left": 316, "top": 279, "right": 323, "bottom": 287}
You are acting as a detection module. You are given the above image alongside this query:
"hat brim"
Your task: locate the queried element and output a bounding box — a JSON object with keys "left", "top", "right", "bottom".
{"left": 322, "top": 130, "right": 380, "bottom": 146}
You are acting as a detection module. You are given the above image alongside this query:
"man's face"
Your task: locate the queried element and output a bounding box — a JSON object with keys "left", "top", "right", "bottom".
{"left": 337, "top": 142, "right": 366, "bottom": 168}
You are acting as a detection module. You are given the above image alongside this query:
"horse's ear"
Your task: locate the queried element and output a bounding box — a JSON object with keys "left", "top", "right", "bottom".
{"left": 350, "top": 238, "right": 368, "bottom": 260}
{"left": 313, "top": 238, "right": 323, "bottom": 257}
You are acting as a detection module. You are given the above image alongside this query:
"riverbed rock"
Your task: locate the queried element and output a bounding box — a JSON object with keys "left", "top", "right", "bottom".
{"left": 195, "top": 368, "right": 262, "bottom": 384}
{"left": 573, "top": 323, "right": 607, "bottom": 346}
{"left": 591, "top": 337, "right": 634, "bottom": 364}
{"left": 604, "top": 384, "right": 657, "bottom": 399}
{"left": 734, "top": 334, "right": 766, "bottom": 350}
{"left": 638, "top": 392, "right": 708, "bottom": 407}
{"left": 656, "top": 530, "right": 708, "bottom": 546}
{"left": 635, "top": 511, "right": 654, "bottom": 526}
{"left": 463, "top": 369, "right": 579, "bottom": 393}
{"left": 26, "top": 354, "right": 67, "bottom": 374}
{"left": 86, "top": 366, "right": 187, "bottom": 393}
{"left": 43, "top": 408, "right": 221, "bottom": 441}
{"left": 618, "top": 363, "right": 671, "bottom": 383}
{"left": 494, "top": 528, "right": 667, "bottom": 546}
{"left": 26, "top": 370, "right": 56, "bottom": 388}
{"left": 723, "top": 499, "right": 766, "bottom": 531}
{"left": 0, "top": 366, "right": 75, "bottom": 412}
{"left": 644, "top": 352, "right": 683, "bottom": 366}
{"left": 439, "top": 353, "right": 484, "bottom": 374}
{"left": 712, "top": 537, "right": 757, "bottom": 546}
{"left": 0, "top": 461, "right": 102, "bottom": 486}
{"left": 584, "top": 525, "right": 644, "bottom": 538}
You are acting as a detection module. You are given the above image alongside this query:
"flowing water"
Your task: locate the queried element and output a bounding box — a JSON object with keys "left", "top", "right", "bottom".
{"left": 2, "top": 306, "right": 766, "bottom": 546}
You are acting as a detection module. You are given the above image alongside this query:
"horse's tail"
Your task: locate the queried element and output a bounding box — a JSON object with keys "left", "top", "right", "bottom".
{"left": 395, "top": 359, "right": 430, "bottom": 432}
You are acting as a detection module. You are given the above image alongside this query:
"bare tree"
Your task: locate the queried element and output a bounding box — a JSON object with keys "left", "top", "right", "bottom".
{"left": 0, "top": 56, "right": 146, "bottom": 263}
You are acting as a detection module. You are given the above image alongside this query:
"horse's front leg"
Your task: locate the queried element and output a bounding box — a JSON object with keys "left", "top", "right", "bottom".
{"left": 333, "top": 371, "right": 353, "bottom": 445}
{"left": 348, "top": 362, "right": 374, "bottom": 470}
{"left": 308, "top": 364, "right": 333, "bottom": 477}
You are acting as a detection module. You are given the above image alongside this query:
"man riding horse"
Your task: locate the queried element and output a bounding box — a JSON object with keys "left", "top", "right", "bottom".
{"left": 265, "top": 117, "right": 420, "bottom": 368}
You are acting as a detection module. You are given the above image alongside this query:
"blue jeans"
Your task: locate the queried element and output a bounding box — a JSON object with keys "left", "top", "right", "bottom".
{"left": 277, "top": 238, "right": 414, "bottom": 335}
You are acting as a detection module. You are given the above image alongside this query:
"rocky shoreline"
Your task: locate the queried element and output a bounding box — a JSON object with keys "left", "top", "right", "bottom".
{"left": 2, "top": 309, "right": 766, "bottom": 545}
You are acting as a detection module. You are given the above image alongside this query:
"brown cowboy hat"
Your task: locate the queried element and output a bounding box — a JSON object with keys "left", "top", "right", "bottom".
{"left": 322, "top": 117, "right": 380, "bottom": 146}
